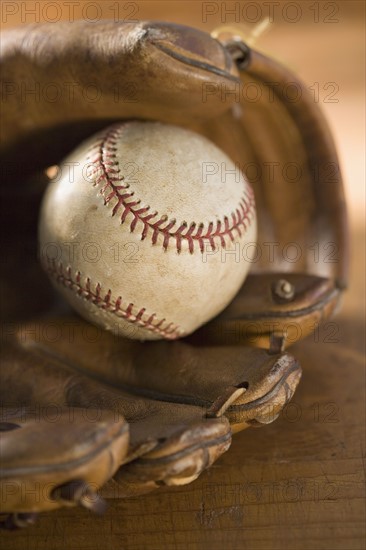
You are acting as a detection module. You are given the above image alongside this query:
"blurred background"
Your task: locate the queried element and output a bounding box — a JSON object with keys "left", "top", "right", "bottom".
{"left": 2, "top": 0, "right": 364, "bottom": 318}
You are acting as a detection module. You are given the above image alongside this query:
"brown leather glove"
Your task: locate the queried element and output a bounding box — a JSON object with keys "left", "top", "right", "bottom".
{"left": 0, "top": 20, "right": 347, "bottom": 528}
{"left": 1, "top": 317, "right": 300, "bottom": 526}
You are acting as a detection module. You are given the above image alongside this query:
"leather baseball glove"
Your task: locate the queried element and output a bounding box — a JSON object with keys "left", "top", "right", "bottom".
{"left": 0, "top": 21, "right": 348, "bottom": 528}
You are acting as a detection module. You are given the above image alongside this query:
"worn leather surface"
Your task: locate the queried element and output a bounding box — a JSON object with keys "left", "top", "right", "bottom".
{"left": 0, "top": 20, "right": 348, "bottom": 348}
{"left": 1, "top": 318, "right": 300, "bottom": 512}
{"left": 0, "top": 21, "right": 239, "bottom": 175}
{"left": 0, "top": 20, "right": 347, "bottom": 523}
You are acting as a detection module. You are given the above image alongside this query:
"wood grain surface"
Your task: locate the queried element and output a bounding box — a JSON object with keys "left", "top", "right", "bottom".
{"left": 1, "top": 2, "right": 364, "bottom": 549}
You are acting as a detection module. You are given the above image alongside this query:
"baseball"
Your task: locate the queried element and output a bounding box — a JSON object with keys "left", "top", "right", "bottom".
{"left": 39, "top": 121, "right": 257, "bottom": 340}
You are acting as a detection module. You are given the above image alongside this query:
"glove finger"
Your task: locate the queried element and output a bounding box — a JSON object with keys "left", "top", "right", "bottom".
{"left": 10, "top": 315, "right": 301, "bottom": 432}
{"left": 0, "top": 344, "right": 129, "bottom": 517}
{"left": 193, "top": 43, "right": 348, "bottom": 349}
{"left": 1, "top": 339, "right": 232, "bottom": 501}
{"left": 1, "top": 20, "right": 239, "bottom": 180}
{"left": 191, "top": 273, "right": 340, "bottom": 352}
{"left": 111, "top": 417, "right": 230, "bottom": 497}
{"left": 198, "top": 44, "right": 348, "bottom": 286}
{"left": 241, "top": 50, "right": 348, "bottom": 288}
{"left": 99, "top": 412, "right": 230, "bottom": 499}
{"left": 0, "top": 407, "right": 129, "bottom": 516}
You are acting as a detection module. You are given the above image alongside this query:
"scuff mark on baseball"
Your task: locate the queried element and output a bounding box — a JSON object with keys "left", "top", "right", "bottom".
{"left": 39, "top": 121, "right": 257, "bottom": 340}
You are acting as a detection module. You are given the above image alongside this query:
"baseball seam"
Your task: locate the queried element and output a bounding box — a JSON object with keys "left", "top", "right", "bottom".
{"left": 45, "top": 258, "right": 182, "bottom": 340}
{"left": 86, "top": 123, "right": 256, "bottom": 254}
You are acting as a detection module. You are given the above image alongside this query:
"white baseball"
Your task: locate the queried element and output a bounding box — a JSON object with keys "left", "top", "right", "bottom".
{"left": 39, "top": 121, "right": 257, "bottom": 340}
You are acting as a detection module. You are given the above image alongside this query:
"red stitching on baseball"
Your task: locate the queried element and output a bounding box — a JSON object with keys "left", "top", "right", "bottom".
{"left": 86, "top": 123, "right": 256, "bottom": 254}
{"left": 44, "top": 258, "right": 182, "bottom": 340}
